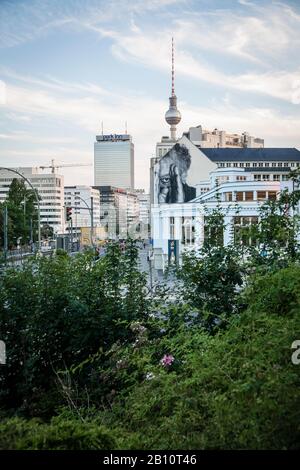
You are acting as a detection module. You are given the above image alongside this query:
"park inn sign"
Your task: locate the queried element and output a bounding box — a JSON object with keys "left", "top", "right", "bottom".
{"left": 95, "top": 134, "right": 130, "bottom": 142}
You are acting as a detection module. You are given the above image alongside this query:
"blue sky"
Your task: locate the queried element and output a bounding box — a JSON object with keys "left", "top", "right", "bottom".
{"left": 0, "top": 0, "right": 300, "bottom": 190}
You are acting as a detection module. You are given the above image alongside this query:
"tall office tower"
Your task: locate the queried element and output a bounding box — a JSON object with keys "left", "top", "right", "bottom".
{"left": 94, "top": 133, "right": 134, "bottom": 189}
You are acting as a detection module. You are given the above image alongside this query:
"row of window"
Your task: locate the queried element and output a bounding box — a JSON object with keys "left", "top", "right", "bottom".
{"left": 37, "top": 190, "right": 61, "bottom": 194}
{"left": 169, "top": 215, "right": 268, "bottom": 247}
{"left": 218, "top": 162, "right": 299, "bottom": 168}
{"left": 225, "top": 191, "right": 277, "bottom": 202}
{"left": 216, "top": 174, "right": 290, "bottom": 185}
{"left": 254, "top": 174, "right": 290, "bottom": 181}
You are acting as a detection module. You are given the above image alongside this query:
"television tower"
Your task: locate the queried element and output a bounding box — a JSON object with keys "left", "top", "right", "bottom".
{"left": 165, "top": 37, "right": 181, "bottom": 140}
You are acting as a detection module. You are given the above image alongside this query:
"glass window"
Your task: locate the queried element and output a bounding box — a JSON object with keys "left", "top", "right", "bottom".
{"left": 236, "top": 192, "right": 244, "bottom": 201}
{"left": 182, "top": 216, "right": 195, "bottom": 244}
{"left": 257, "top": 191, "right": 266, "bottom": 200}
{"left": 268, "top": 191, "right": 277, "bottom": 201}
{"left": 245, "top": 191, "right": 253, "bottom": 201}
{"left": 233, "top": 216, "right": 259, "bottom": 246}
{"left": 170, "top": 216, "right": 175, "bottom": 239}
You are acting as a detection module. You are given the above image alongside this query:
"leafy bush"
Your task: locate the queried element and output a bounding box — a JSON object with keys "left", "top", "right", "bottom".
{"left": 103, "top": 265, "right": 300, "bottom": 449}
{"left": 0, "top": 415, "right": 116, "bottom": 450}
{"left": 178, "top": 245, "right": 243, "bottom": 330}
{"left": 0, "top": 241, "right": 149, "bottom": 415}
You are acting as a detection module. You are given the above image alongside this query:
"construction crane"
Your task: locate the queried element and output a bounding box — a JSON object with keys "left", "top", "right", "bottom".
{"left": 39, "top": 159, "right": 92, "bottom": 174}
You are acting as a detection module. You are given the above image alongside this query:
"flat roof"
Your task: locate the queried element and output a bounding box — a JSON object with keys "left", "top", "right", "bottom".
{"left": 199, "top": 147, "right": 300, "bottom": 162}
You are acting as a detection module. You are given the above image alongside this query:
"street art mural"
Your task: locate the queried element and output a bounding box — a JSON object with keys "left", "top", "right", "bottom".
{"left": 154, "top": 143, "right": 196, "bottom": 203}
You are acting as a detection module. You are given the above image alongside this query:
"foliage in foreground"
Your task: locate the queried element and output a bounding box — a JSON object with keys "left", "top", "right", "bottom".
{"left": 1, "top": 264, "right": 299, "bottom": 450}
{"left": 0, "top": 240, "right": 149, "bottom": 414}
{"left": 0, "top": 414, "right": 115, "bottom": 450}
{"left": 114, "top": 282, "right": 300, "bottom": 449}
{"left": 0, "top": 228, "right": 300, "bottom": 449}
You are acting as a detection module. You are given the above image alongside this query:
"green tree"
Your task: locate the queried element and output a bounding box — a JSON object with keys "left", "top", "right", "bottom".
{"left": 41, "top": 224, "right": 54, "bottom": 240}
{"left": 0, "top": 178, "right": 38, "bottom": 248}
{"left": 0, "top": 241, "right": 150, "bottom": 415}
{"left": 242, "top": 189, "right": 300, "bottom": 268}
{"left": 178, "top": 206, "right": 243, "bottom": 331}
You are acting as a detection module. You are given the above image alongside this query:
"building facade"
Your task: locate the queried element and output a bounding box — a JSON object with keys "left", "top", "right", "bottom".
{"left": 0, "top": 167, "right": 64, "bottom": 234}
{"left": 135, "top": 190, "right": 150, "bottom": 227}
{"left": 94, "top": 134, "right": 134, "bottom": 189}
{"left": 95, "top": 186, "right": 140, "bottom": 239}
{"left": 183, "top": 126, "right": 264, "bottom": 149}
{"left": 64, "top": 185, "right": 101, "bottom": 229}
{"left": 151, "top": 144, "right": 300, "bottom": 269}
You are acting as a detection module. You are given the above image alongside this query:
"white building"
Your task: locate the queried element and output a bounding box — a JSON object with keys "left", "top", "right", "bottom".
{"left": 151, "top": 144, "right": 300, "bottom": 269}
{"left": 183, "top": 126, "right": 264, "bottom": 149}
{"left": 94, "top": 134, "right": 134, "bottom": 189}
{"left": 150, "top": 39, "right": 296, "bottom": 268}
{"left": 0, "top": 167, "right": 64, "bottom": 234}
{"left": 95, "top": 186, "right": 140, "bottom": 239}
{"left": 135, "top": 190, "right": 150, "bottom": 227}
{"left": 64, "top": 186, "right": 100, "bottom": 230}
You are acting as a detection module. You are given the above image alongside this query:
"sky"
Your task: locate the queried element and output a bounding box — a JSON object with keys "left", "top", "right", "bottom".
{"left": 0, "top": 0, "right": 300, "bottom": 191}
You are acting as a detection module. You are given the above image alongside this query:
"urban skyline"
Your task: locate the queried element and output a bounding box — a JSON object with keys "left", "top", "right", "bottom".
{"left": 0, "top": 0, "right": 300, "bottom": 192}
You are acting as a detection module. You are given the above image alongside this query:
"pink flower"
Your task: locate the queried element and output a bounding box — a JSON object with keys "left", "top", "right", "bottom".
{"left": 160, "top": 354, "right": 175, "bottom": 368}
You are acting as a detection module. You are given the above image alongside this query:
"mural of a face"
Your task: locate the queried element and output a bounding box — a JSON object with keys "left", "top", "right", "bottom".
{"left": 155, "top": 144, "right": 196, "bottom": 204}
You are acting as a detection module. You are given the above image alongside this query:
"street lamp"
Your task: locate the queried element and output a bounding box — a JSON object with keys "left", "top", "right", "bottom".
{"left": 0, "top": 167, "right": 41, "bottom": 253}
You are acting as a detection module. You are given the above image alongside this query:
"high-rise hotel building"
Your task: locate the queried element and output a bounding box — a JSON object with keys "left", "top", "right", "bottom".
{"left": 94, "top": 134, "right": 134, "bottom": 189}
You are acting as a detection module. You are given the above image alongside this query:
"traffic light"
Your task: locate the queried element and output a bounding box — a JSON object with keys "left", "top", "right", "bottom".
{"left": 65, "top": 206, "right": 72, "bottom": 222}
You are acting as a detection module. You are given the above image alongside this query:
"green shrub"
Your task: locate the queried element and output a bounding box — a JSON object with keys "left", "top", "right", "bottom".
{"left": 0, "top": 415, "right": 116, "bottom": 450}
{"left": 106, "top": 266, "right": 300, "bottom": 449}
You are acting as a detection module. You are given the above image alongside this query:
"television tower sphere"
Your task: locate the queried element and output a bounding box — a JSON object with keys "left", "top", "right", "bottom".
{"left": 165, "top": 95, "right": 181, "bottom": 126}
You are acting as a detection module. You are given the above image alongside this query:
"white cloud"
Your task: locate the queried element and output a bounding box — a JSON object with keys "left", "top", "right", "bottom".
{"left": 79, "top": 1, "right": 300, "bottom": 103}
{"left": 1, "top": 74, "right": 300, "bottom": 190}
{"left": 0, "top": 0, "right": 184, "bottom": 48}
{"left": 0, "top": 131, "right": 78, "bottom": 145}
{"left": 0, "top": 68, "right": 110, "bottom": 96}
{"left": 99, "top": 25, "right": 300, "bottom": 103}
{"left": 1, "top": 1, "right": 300, "bottom": 189}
